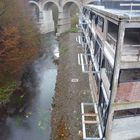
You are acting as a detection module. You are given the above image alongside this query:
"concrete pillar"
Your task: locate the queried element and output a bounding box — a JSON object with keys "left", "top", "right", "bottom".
{"left": 39, "top": 10, "right": 55, "bottom": 34}
{"left": 105, "top": 22, "right": 125, "bottom": 140}
{"left": 57, "top": 8, "right": 71, "bottom": 35}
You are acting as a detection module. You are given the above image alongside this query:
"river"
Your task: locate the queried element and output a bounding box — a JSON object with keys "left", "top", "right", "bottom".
{"left": 0, "top": 33, "right": 58, "bottom": 140}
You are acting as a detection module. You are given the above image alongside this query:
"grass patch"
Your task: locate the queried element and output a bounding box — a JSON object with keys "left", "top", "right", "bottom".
{"left": 69, "top": 27, "right": 78, "bottom": 33}
{"left": 16, "top": 115, "right": 23, "bottom": 126}
{"left": 60, "top": 47, "right": 69, "bottom": 55}
{"left": 16, "top": 94, "right": 25, "bottom": 106}
{"left": 0, "top": 81, "right": 17, "bottom": 104}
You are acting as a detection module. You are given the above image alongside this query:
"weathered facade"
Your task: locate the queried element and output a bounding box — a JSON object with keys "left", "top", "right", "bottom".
{"left": 78, "top": 1, "right": 140, "bottom": 140}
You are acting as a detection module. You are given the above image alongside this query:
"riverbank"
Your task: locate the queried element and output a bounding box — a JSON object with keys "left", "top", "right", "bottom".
{"left": 0, "top": 33, "right": 58, "bottom": 140}
{"left": 0, "top": 44, "right": 39, "bottom": 119}
{"left": 51, "top": 33, "right": 92, "bottom": 140}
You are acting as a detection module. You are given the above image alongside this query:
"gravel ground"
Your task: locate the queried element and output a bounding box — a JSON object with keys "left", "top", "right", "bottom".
{"left": 51, "top": 33, "right": 92, "bottom": 140}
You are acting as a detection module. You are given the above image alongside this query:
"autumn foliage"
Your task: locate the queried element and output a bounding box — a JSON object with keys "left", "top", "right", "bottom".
{"left": 0, "top": 0, "right": 40, "bottom": 87}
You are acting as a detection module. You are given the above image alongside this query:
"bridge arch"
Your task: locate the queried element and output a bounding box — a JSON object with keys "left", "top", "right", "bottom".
{"left": 29, "top": 1, "right": 40, "bottom": 22}
{"left": 62, "top": 0, "right": 80, "bottom": 10}
{"left": 62, "top": 1, "right": 80, "bottom": 30}
{"left": 62, "top": 0, "right": 80, "bottom": 18}
{"left": 43, "top": 1, "right": 59, "bottom": 32}
{"left": 29, "top": 1, "right": 41, "bottom": 11}
{"left": 42, "top": 0, "right": 60, "bottom": 11}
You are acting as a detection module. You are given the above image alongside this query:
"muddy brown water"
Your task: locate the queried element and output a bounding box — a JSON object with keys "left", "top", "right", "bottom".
{"left": 0, "top": 33, "right": 58, "bottom": 140}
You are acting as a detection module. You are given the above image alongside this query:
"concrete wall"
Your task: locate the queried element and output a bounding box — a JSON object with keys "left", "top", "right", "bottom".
{"left": 39, "top": 10, "right": 55, "bottom": 34}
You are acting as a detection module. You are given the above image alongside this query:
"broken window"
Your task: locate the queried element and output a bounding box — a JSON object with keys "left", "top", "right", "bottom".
{"left": 83, "top": 7, "right": 87, "bottom": 16}
{"left": 102, "top": 55, "right": 113, "bottom": 83}
{"left": 89, "top": 28, "right": 92, "bottom": 40}
{"left": 107, "top": 21, "right": 119, "bottom": 50}
{"left": 119, "top": 68, "right": 140, "bottom": 83}
{"left": 82, "top": 21, "right": 87, "bottom": 30}
{"left": 114, "top": 108, "right": 140, "bottom": 118}
{"left": 122, "top": 28, "right": 140, "bottom": 62}
{"left": 97, "top": 16, "right": 104, "bottom": 32}
{"left": 98, "top": 87, "right": 109, "bottom": 133}
{"left": 89, "top": 11, "right": 96, "bottom": 23}
{"left": 124, "top": 28, "right": 140, "bottom": 46}
{"left": 94, "top": 36, "right": 103, "bottom": 68}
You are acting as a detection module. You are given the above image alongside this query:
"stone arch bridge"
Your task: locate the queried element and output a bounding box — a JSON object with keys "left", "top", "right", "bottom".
{"left": 29, "top": 0, "right": 93, "bottom": 34}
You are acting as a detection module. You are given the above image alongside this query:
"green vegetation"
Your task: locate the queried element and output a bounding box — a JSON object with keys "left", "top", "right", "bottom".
{"left": 69, "top": 14, "right": 79, "bottom": 33}
{"left": 60, "top": 47, "right": 69, "bottom": 55}
{"left": 71, "top": 15, "right": 79, "bottom": 28}
{"left": 16, "top": 94, "right": 25, "bottom": 106}
{"left": 16, "top": 115, "right": 23, "bottom": 126}
{"left": 69, "top": 27, "right": 78, "bottom": 33}
{"left": 0, "top": 0, "right": 40, "bottom": 104}
{"left": 0, "top": 81, "right": 17, "bottom": 103}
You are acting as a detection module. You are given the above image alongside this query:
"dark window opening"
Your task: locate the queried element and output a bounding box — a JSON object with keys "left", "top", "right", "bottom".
{"left": 81, "top": 33, "right": 86, "bottom": 43}
{"left": 83, "top": 7, "right": 87, "bottom": 16}
{"left": 86, "top": 45, "right": 91, "bottom": 62}
{"left": 89, "top": 11, "right": 96, "bottom": 22}
{"left": 82, "top": 20, "right": 87, "bottom": 30}
{"left": 95, "top": 41, "right": 102, "bottom": 66}
{"left": 108, "top": 21, "right": 118, "bottom": 39}
{"left": 95, "top": 36, "right": 104, "bottom": 69}
{"left": 95, "top": 73, "right": 100, "bottom": 91}
{"left": 95, "top": 15, "right": 98, "bottom": 26}
{"left": 97, "top": 16, "right": 104, "bottom": 32}
{"left": 98, "top": 88, "right": 108, "bottom": 132}
{"left": 124, "top": 28, "right": 140, "bottom": 45}
{"left": 119, "top": 68, "right": 140, "bottom": 83}
{"left": 83, "top": 8, "right": 90, "bottom": 17}
{"left": 107, "top": 21, "right": 118, "bottom": 50}
{"left": 89, "top": 28, "right": 92, "bottom": 40}
{"left": 114, "top": 108, "right": 140, "bottom": 119}
{"left": 102, "top": 55, "right": 113, "bottom": 83}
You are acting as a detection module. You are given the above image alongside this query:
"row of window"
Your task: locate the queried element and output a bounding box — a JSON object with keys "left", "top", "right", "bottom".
{"left": 82, "top": 7, "right": 140, "bottom": 48}
{"left": 83, "top": 7, "right": 104, "bottom": 32}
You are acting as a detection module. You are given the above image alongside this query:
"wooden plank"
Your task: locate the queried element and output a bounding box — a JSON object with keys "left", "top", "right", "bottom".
{"left": 82, "top": 113, "right": 97, "bottom": 116}
{"left": 84, "top": 120, "right": 98, "bottom": 124}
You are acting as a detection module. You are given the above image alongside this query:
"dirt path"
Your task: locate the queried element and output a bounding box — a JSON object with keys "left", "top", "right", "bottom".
{"left": 51, "top": 33, "right": 92, "bottom": 140}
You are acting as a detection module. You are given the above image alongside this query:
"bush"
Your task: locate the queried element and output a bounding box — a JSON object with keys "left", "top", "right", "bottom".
{"left": 69, "top": 27, "right": 78, "bottom": 33}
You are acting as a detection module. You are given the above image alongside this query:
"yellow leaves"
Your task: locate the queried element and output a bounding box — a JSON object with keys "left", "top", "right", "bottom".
{"left": 3, "top": 39, "right": 18, "bottom": 49}
{"left": 3, "top": 25, "right": 18, "bottom": 36}
{"left": 0, "top": 0, "right": 40, "bottom": 93}
{"left": 1, "top": 25, "right": 20, "bottom": 49}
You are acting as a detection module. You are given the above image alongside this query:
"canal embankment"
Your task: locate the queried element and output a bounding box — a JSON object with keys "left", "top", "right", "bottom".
{"left": 51, "top": 33, "right": 92, "bottom": 140}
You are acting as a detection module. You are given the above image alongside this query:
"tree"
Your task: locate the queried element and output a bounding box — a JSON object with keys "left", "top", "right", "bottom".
{"left": 0, "top": 0, "right": 7, "bottom": 16}
{"left": 0, "top": 0, "right": 40, "bottom": 85}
